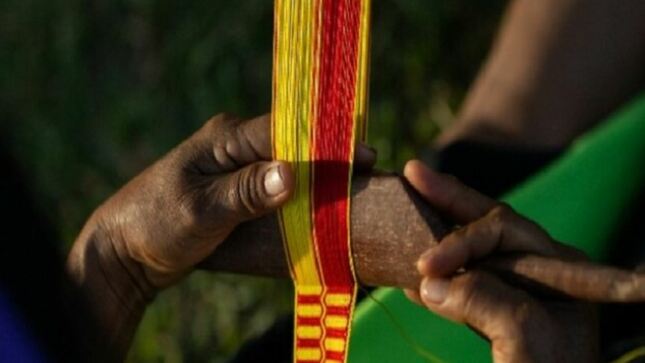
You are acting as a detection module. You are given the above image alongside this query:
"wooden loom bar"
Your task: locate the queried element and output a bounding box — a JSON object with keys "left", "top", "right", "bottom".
{"left": 200, "top": 173, "right": 442, "bottom": 288}
{"left": 200, "top": 173, "right": 645, "bottom": 302}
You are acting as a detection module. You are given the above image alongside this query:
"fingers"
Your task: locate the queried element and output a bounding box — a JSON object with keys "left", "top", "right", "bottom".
{"left": 197, "top": 113, "right": 376, "bottom": 173}
{"left": 403, "top": 159, "right": 496, "bottom": 224}
{"left": 354, "top": 143, "right": 377, "bottom": 171}
{"left": 407, "top": 158, "right": 564, "bottom": 278}
{"left": 419, "top": 272, "right": 555, "bottom": 358}
{"left": 236, "top": 114, "right": 273, "bottom": 161}
{"left": 239, "top": 113, "right": 377, "bottom": 168}
{"left": 418, "top": 204, "right": 559, "bottom": 277}
{"left": 185, "top": 114, "right": 271, "bottom": 175}
{"left": 208, "top": 160, "right": 295, "bottom": 223}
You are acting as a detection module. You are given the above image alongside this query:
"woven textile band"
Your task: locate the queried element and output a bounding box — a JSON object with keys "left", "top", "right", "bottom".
{"left": 272, "top": 1, "right": 371, "bottom": 362}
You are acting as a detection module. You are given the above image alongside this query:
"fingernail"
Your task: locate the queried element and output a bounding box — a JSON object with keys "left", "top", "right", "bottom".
{"left": 264, "top": 164, "right": 285, "bottom": 196}
{"left": 355, "top": 143, "right": 377, "bottom": 162}
{"left": 417, "top": 255, "right": 428, "bottom": 275}
{"left": 364, "top": 142, "right": 377, "bottom": 153}
{"left": 417, "top": 250, "right": 440, "bottom": 275}
{"left": 421, "top": 278, "right": 449, "bottom": 304}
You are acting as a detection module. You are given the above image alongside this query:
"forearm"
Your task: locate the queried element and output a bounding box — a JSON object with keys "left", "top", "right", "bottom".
{"left": 439, "top": 0, "right": 645, "bottom": 149}
{"left": 67, "top": 214, "right": 155, "bottom": 361}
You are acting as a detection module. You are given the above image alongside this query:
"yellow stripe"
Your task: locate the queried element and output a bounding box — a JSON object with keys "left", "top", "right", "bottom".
{"left": 298, "top": 304, "right": 323, "bottom": 318}
{"left": 324, "top": 315, "right": 348, "bottom": 329}
{"left": 299, "top": 285, "right": 323, "bottom": 295}
{"left": 354, "top": 0, "right": 371, "bottom": 142}
{"left": 324, "top": 338, "right": 346, "bottom": 353}
{"left": 324, "top": 293, "right": 352, "bottom": 307}
{"left": 296, "top": 348, "right": 323, "bottom": 361}
{"left": 274, "top": 0, "right": 321, "bottom": 287}
{"left": 297, "top": 326, "right": 323, "bottom": 339}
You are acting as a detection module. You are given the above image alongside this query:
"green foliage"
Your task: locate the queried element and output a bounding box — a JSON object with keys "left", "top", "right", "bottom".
{"left": 0, "top": 0, "right": 503, "bottom": 361}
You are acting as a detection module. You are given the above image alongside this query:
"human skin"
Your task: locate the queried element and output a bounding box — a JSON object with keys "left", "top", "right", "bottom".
{"left": 418, "top": 3, "right": 645, "bottom": 357}
{"left": 438, "top": 0, "right": 645, "bottom": 150}
{"left": 404, "top": 160, "right": 599, "bottom": 363}
{"left": 65, "top": 1, "right": 645, "bottom": 358}
{"left": 66, "top": 113, "right": 375, "bottom": 361}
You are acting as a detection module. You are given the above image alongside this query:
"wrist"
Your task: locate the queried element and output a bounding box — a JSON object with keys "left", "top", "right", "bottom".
{"left": 67, "top": 214, "right": 155, "bottom": 355}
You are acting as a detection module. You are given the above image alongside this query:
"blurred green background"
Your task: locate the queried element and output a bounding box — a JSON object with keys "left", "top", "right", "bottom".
{"left": 0, "top": 1, "right": 505, "bottom": 361}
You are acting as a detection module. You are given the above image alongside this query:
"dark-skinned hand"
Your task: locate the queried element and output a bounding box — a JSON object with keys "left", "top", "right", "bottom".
{"left": 403, "top": 160, "right": 598, "bottom": 363}
{"left": 67, "top": 113, "right": 375, "bottom": 360}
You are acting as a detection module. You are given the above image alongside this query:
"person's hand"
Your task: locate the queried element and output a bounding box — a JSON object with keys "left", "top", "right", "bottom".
{"left": 67, "top": 113, "right": 375, "bottom": 357}
{"left": 403, "top": 160, "right": 598, "bottom": 363}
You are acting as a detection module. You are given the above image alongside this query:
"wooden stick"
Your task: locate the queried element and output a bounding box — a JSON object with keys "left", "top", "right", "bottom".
{"left": 199, "top": 174, "right": 645, "bottom": 302}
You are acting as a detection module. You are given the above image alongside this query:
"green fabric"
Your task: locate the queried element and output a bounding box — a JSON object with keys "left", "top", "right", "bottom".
{"left": 348, "top": 94, "right": 645, "bottom": 362}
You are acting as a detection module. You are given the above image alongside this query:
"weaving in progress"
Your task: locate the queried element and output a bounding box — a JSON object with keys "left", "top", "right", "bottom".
{"left": 271, "top": 0, "right": 371, "bottom": 362}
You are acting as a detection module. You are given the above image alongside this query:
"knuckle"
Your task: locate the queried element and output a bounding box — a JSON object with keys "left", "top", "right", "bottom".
{"left": 508, "top": 300, "right": 545, "bottom": 337}
{"left": 204, "top": 113, "right": 225, "bottom": 130}
{"left": 451, "top": 272, "right": 491, "bottom": 326}
{"left": 455, "top": 271, "right": 547, "bottom": 341}
{"left": 213, "top": 112, "right": 240, "bottom": 124}
{"left": 212, "top": 145, "right": 236, "bottom": 171}
{"left": 491, "top": 203, "right": 513, "bottom": 219}
{"left": 233, "top": 124, "right": 261, "bottom": 160}
{"left": 459, "top": 271, "right": 486, "bottom": 294}
{"left": 453, "top": 224, "right": 477, "bottom": 245}
{"left": 204, "top": 113, "right": 241, "bottom": 135}
{"left": 455, "top": 271, "right": 486, "bottom": 308}
{"left": 219, "top": 113, "right": 242, "bottom": 128}
{"left": 230, "top": 165, "right": 264, "bottom": 217}
{"left": 201, "top": 114, "right": 248, "bottom": 170}
{"left": 488, "top": 203, "right": 515, "bottom": 226}
{"left": 457, "top": 272, "right": 520, "bottom": 332}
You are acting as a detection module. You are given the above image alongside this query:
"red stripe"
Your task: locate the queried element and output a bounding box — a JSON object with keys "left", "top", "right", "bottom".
{"left": 297, "top": 317, "right": 321, "bottom": 326}
{"left": 310, "top": 4, "right": 361, "bottom": 362}
{"left": 325, "top": 306, "right": 350, "bottom": 315}
{"left": 325, "top": 328, "right": 348, "bottom": 339}
{"left": 297, "top": 338, "right": 321, "bottom": 348}
{"left": 290, "top": 1, "right": 363, "bottom": 361}
{"left": 313, "top": 0, "right": 360, "bottom": 289}
{"left": 325, "top": 351, "right": 346, "bottom": 361}
{"left": 297, "top": 295, "right": 321, "bottom": 304}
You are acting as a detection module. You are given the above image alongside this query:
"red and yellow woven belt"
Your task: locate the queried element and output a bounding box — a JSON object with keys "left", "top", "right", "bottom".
{"left": 271, "top": 1, "right": 371, "bottom": 362}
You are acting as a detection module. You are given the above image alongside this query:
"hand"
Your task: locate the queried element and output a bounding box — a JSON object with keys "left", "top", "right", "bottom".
{"left": 67, "top": 113, "right": 375, "bottom": 358}
{"left": 403, "top": 160, "right": 598, "bottom": 363}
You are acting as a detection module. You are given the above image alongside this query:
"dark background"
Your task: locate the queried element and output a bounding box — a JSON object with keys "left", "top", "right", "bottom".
{"left": 0, "top": 1, "right": 505, "bottom": 361}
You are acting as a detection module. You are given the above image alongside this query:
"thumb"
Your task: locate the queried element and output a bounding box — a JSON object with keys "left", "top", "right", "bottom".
{"left": 212, "top": 160, "right": 294, "bottom": 224}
